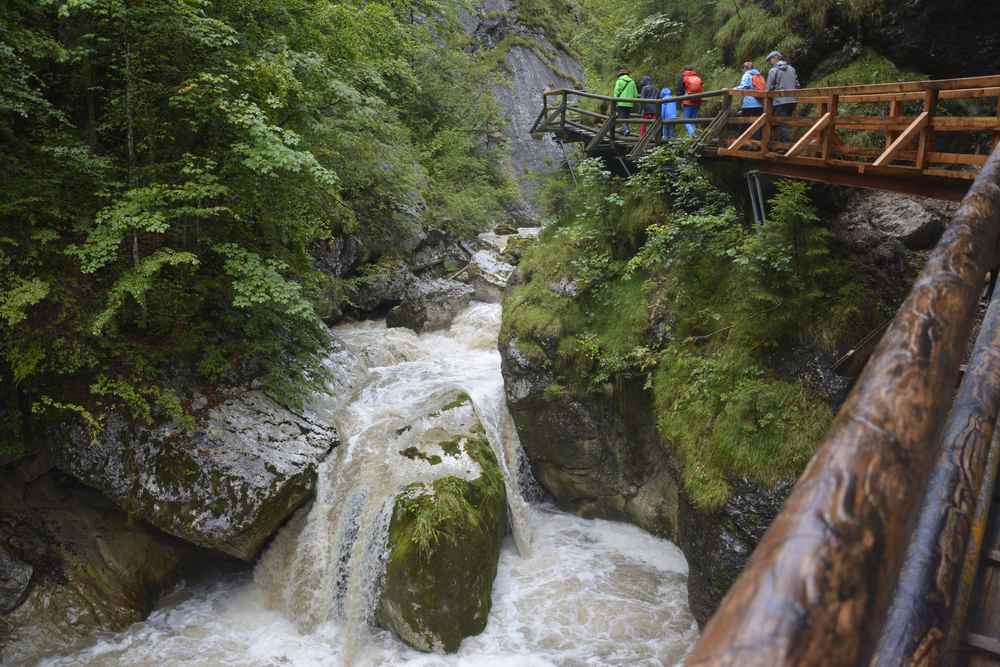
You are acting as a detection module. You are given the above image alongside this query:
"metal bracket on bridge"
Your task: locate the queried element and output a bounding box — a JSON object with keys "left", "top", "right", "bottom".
{"left": 746, "top": 170, "right": 767, "bottom": 227}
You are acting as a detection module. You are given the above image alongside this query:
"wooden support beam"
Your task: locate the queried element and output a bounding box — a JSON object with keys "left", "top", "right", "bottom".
{"left": 786, "top": 111, "right": 833, "bottom": 158}
{"left": 586, "top": 114, "right": 614, "bottom": 152}
{"left": 760, "top": 97, "right": 774, "bottom": 156}
{"left": 726, "top": 114, "right": 768, "bottom": 152}
{"left": 887, "top": 98, "right": 902, "bottom": 145}
{"left": 873, "top": 111, "right": 930, "bottom": 167}
{"left": 822, "top": 95, "right": 839, "bottom": 161}
{"left": 917, "top": 89, "right": 939, "bottom": 170}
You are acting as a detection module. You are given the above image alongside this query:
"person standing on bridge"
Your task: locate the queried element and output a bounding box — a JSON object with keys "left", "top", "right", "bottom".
{"left": 639, "top": 75, "right": 659, "bottom": 138}
{"left": 613, "top": 67, "right": 638, "bottom": 136}
{"left": 737, "top": 61, "right": 765, "bottom": 141}
{"left": 676, "top": 66, "right": 704, "bottom": 137}
{"left": 660, "top": 84, "right": 678, "bottom": 141}
{"left": 766, "top": 51, "right": 800, "bottom": 144}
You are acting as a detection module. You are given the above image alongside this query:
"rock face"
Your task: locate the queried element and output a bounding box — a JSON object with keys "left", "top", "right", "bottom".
{"left": 387, "top": 278, "right": 475, "bottom": 332}
{"left": 865, "top": 1, "right": 1000, "bottom": 79}
{"left": 377, "top": 394, "right": 507, "bottom": 653}
{"left": 830, "top": 189, "right": 955, "bottom": 305}
{"left": 50, "top": 390, "right": 338, "bottom": 561}
{"left": 463, "top": 0, "right": 584, "bottom": 217}
{"left": 500, "top": 333, "right": 790, "bottom": 626}
{"left": 0, "top": 461, "right": 205, "bottom": 663}
{"left": 0, "top": 548, "right": 31, "bottom": 615}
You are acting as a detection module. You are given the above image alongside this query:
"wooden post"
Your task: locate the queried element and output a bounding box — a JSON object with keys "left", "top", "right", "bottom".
{"left": 888, "top": 98, "right": 902, "bottom": 146}
{"left": 993, "top": 96, "right": 1000, "bottom": 149}
{"left": 761, "top": 95, "right": 774, "bottom": 156}
{"left": 560, "top": 92, "right": 567, "bottom": 131}
{"left": 823, "top": 94, "right": 839, "bottom": 161}
{"left": 917, "top": 89, "right": 939, "bottom": 170}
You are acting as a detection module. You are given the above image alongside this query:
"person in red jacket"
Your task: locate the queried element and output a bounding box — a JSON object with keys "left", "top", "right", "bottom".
{"left": 676, "top": 66, "right": 704, "bottom": 137}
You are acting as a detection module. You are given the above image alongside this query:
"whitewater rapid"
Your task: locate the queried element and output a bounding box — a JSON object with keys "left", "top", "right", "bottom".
{"left": 41, "top": 303, "right": 697, "bottom": 666}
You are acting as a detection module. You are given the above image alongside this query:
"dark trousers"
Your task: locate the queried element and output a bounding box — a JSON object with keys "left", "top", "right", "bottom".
{"left": 773, "top": 103, "right": 797, "bottom": 143}
{"left": 616, "top": 106, "right": 632, "bottom": 135}
{"left": 739, "top": 106, "right": 763, "bottom": 140}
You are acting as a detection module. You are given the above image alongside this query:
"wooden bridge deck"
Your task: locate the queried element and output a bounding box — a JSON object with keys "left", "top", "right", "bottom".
{"left": 533, "top": 74, "right": 1000, "bottom": 201}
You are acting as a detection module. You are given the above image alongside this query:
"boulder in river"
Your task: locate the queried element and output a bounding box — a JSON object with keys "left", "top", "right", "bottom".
{"left": 386, "top": 278, "right": 475, "bottom": 332}
{"left": 50, "top": 390, "right": 338, "bottom": 561}
{"left": 377, "top": 393, "right": 508, "bottom": 653}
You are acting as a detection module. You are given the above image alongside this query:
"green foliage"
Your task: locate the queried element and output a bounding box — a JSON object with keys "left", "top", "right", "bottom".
{"left": 0, "top": 0, "right": 511, "bottom": 449}
{"left": 505, "top": 145, "right": 887, "bottom": 509}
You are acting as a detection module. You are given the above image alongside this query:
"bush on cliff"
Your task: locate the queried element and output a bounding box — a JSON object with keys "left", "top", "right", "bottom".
{"left": 503, "top": 144, "right": 887, "bottom": 510}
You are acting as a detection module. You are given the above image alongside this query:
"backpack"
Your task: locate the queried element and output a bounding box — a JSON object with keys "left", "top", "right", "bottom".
{"left": 751, "top": 73, "right": 766, "bottom": 92}
{"left": 683, "top": 72, "right": 704, "bottom": 95}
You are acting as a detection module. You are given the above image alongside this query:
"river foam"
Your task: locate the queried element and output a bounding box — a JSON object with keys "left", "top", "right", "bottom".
{"left": 39, "top": 303, "right": 697, "bottom": 666}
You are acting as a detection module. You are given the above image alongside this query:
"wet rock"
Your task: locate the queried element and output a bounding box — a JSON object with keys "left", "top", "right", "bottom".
{"left": 410, "top": 230, "right": 469, "bottom": 274}
{"left": 679, "top": 479, "right": 791, "bottom": 625}
{"left": 500, "top": 332, "right": 789, "bottom": 626}
{"left": 502, "top": 339, "right": 682, "bottom": 537}
{"left": 348, "top": 263, "right": 418, "bottom": 315}
{"left": 316, "top": 236, "right": 365, "bottom": 279}
{"left": 50, "top": 390, "right": 338, "bottom": 561}
{"left": 830, "top": 189, "right": 955, "bottom": 306}
{"left": 387, "top": 278, "right": 475, "bottom": 332}
{"left": 0, "top": 547, "right": 31, "bottom": 614}
{"left": 466, "top": 250, "right": 515, "bottom": 303}
{"left": 834, "top": 190, "right": 954, "bottom": 251}
{"left": 0, "top": 466, "right": 206, "bottom": 663}
{"left": 378, "top": 393, "right": 507, "bottom": 653}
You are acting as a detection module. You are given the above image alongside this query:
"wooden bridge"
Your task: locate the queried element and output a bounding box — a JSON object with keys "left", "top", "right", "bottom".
{"left": 536, "top": 76, "right": 1000, "bottom": 665}
{"left": 532, "top": 75, "right": 1000, "bottom": 201}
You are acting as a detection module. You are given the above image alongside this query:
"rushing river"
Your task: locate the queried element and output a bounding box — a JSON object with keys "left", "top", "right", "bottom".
{"left": 42, "top": 303, "right": 697, "bottom": 666}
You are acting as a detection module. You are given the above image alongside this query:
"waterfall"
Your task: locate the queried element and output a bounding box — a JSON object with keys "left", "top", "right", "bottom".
{"left": 255, "top": 304, "right": 535, "bottom": 649}
{"left": 43, "top": 294, "right": 697, "bottom": 666}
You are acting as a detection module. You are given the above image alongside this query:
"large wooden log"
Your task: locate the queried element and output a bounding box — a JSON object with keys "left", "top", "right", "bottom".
{"left": 872, "top": 275, "right": 1000, "bottom": 665}
{"left": 687, "top": 141, "right": 1000, "bottom": 667}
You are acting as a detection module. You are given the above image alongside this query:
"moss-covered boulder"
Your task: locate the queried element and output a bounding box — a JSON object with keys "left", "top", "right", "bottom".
{"left": 49, "top": 390, "right": 338, "bottom": 560}
{"left": 376, "top": 395, "right": 507, "bottom": 653}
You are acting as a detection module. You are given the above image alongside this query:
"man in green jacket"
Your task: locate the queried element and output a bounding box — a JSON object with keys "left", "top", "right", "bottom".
{"left": 613, "top": 66, "right": 638, "bottom": 136}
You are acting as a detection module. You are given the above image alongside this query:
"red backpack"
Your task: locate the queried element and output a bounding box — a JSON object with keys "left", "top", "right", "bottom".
{"left": 683, "top": 71, "right": 704, "bottom": 95}
{"left": 751, "top": 72, "right": 766, "bottom": 92}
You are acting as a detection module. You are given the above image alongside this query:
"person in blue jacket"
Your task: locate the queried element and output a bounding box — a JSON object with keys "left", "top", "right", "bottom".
{"left": 737, "top": 61, "right": 764, "bottom": 117}
{"left": 659, "top": 85, "right": 678, "bottom": 141}
{"left": 736, "top": 61, "right": 764, "bottom": 140}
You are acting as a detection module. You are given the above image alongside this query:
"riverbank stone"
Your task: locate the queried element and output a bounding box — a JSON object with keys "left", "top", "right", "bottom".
{"left": 50, "top": 390, "right": 338, "bottom": 561}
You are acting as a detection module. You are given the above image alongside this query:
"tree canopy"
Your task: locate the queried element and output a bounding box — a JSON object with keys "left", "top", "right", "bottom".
{"left": 0, "top": 0, "right": 512, "bottom": 456}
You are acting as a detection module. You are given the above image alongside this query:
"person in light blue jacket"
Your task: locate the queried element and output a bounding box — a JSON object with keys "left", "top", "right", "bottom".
{"left": 737, "top": 61, "right": 764, "bottom": 117}
{"left": 660, "top": 85, "right": 678, "bottom": 141}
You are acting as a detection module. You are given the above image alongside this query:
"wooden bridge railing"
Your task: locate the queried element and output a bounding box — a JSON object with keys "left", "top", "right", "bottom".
{"left": 687, "top": 140, "right": 1000, "bottom": 666}
{"left": 535, "top": 75, "right": 1000, "bottom": 200}
{"left": 531, "top": 87, "right": 732, "bottom": 160}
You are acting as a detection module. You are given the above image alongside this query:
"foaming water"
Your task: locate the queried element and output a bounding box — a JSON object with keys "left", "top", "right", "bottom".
{"left": 41, "top": 508, "right": 696, "bottom": 666}
{"left": 40, "top": 302, "right": 697, "bottom": 666}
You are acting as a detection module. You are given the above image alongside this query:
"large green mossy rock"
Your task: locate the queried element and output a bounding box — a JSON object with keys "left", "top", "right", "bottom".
{"left": 377, "top": 398, "right": 507, "bottom": 653}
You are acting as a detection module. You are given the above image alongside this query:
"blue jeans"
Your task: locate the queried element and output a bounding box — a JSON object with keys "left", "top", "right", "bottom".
{"left": 683, "top": 105, "right": 699, "bottom": 137}
{"left": 662, "top": 123, "right": 674, "bottom": 141}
